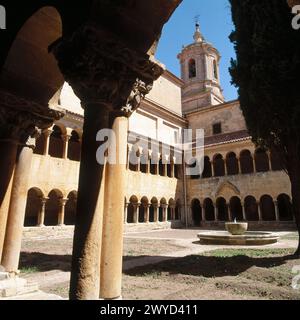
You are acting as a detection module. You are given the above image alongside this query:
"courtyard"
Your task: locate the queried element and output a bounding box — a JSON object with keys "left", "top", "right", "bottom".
{"left": 16, "top": 227, "right": 300, "bottom": 300}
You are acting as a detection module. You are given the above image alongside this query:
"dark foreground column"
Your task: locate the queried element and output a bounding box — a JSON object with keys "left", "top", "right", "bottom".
{"left": 1, "top": 138, "right": 35, "bottom": 273}
{"left": 69, "top": 105, "right": 110, "bottom": 300}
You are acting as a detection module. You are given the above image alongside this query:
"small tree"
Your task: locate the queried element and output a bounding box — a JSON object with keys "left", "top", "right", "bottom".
{"left": 229, "top": 0, "right": 300, "bottom": 256}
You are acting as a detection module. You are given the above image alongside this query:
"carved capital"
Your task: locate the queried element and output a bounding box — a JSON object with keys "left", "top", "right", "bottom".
{"left": 50, "top": 24, "right": 164, "bottom": 113}
{"left": 0, "top": 90, "right": 65, "bottom": 143}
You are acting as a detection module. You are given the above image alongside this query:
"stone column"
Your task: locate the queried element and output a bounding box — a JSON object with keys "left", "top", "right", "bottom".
{"left": 211, "top": 161, "right": 215, "bottom": 177}
{"left": 253, "top": 157, "right": 257, "bottom": 173}
{"left": 257, "top": 201, "right": 263, "bottom": 221}
{"left": 133, "top": 204, "right": 139, "bottom": 224}
{"left": 162, "top": 205, "right": 168, "bottom": 222}
{"left": 62, "top": 134, "right": 71, "bottom": 160}
{"left": 124, "top": 203, "right": 129, "bottom": 224}
{"left": 228, "top": 202, "right": 232, "bottom": 221}
{"left": 154, "top": 206, "right": 159, "bottom": 223}
{"left": 237, "top": 157, "right": 242, "bottom": 174}
{"left": 43, "top": 129, "right": 52, "bottom": 156}
{"left": 69, "top": 105, "right": 110, "bottom": 300}
{"left": 146, "top": 153, "right": 151, "bottom": 174}
{"left": 37, "top": 197, "right": 48, "bottom": 227}
{"left": 58, "top": 198, "right": 68, "bottom": 226}
{"left": 214, "top": 202, "right": 219, "bottom": 221}
{"left": 100, "top": 115, "right": 128, "bottom": 300}
{"left": 145, "top": 204, "right": 150, "bottom": 223}
{"left": 171, "top": 158, "right": 175, "bottom": 178}
{"left": 0, "top": 141, "right": 17, "bottom": 261}
{"left": 274, "top": 200, "right": 280, "bottom": 221}
{"left": 51, "top": 22, "right": 164, "bottom": 300}
{"left": 242, "top": 203, "right": 247, "bottom": 221}
{"left": 1, "top": 137, "right": 35, "bottom": 273}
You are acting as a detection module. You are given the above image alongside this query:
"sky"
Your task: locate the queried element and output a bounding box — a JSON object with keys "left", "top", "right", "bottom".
{"left": 156, "top": 0, "right": 238, "bottom": 102}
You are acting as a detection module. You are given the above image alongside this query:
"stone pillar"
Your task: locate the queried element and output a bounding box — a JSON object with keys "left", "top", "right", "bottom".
{"left": 124, "top": 203, "right": 129, "bottom": 224}
{"left": 171, "top": 158, "right": 175, "bottom": 178}
{"left": 69, "top": 105, "right": 110, "bottom": 300}
{"left": 62, "top": 134, "right": 71, "bottom": 160}
{"left": 253, "top": 157, "right": 257, "bottom": 173}
{"left": 154, "top": 206, "right": 159, "bottom": 223}
{"left": 267, "top": 151, "right": 272, "bottom": 171}
{"left": 163, "top": 205, "right": 168, "bottom": 222}
{"left": 228, "top": 202, "right": 232, "bottom": 221}
{"left": 133, "top": 204, "right": 139, "bottom": 224}
{"left": 257, "top": 201, "right": 263, "bottom": 221}
{"left": 214, "top": 202, "right": 219, "bottom": 221}
{"left": 50, "top": 22, "right": 165, "bottom": 300}
{"left": 146, "top": 153, "right": 151, "bottom": 174}
{"left": 145, "top": 204, "right": 150, "bottom": 223}
{"left": 0, "top": 141, "right": 17, "bottom": 261}
{"left": 43, "top": 129, "right": 52, "bottom": 156}
{"left": 274, "top": 200, "right": 280, "bottom": 221}
{"left": 37, "top": 197, "right": 48, "bottom": 227}
{"left": 100, "top": 115, "right": 128, "bottom": 300}
{"left": 237, "top": 157, "right": 242, "bottom": 174}
{"left": 1, "top": 137, "right": 35, "bottom": 273}
{"left": 242, "top": 203, "right": 247, "bottom": 221}
{"left": 211, "top": 161, "right": 215, "bottom": 177}
{"left": 58, "top": 198, "right": 68, "bottom": 226}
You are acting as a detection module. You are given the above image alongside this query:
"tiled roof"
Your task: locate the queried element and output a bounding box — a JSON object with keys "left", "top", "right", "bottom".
{"left": 204, "top": 130, "right": 251, "bottom": 147}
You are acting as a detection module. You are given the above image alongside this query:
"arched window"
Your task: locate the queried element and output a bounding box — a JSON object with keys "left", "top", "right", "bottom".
{"left": 255, "top": 149, "right": 270, "bottom": 172}
{"left": 213, "top": 154, "right": 225, "bottom": 177}
{"left": 24, "top": 188, "right": 44, "bottom": 226}
{"left": 159, "top": 198, "right": 167, "bottom": 222}
{"left": 139, "top": 197, "right": 148, "bottom": 223}
{"left": 65, "top": 191, "right": 77, "bottom": 225}
{"left": 229, "top": 197, "right": 243, "bottom": 221}
{"left": 213, "top": 60, "right": 218, "bottom": 80}
{"left": 244, "top": 196, "right": 259, "bottom": 221}
{"left": 68, "top": 131, "right": 81, "bottom": 161}
{"left": 226, "top": 152, "right": 239, "bottom": 176}
{"left": 188, "top": 59, "right": 196, "bottom": 78}
{"left": 127, "top": 196, "right": 138, "bottom": 224}
{"left": 188, "top": 158, "right": 200, "bottom": 179}
{"left": 216, "top": 197, "right": 228, "bottom": 221}
{"left": 49, "top": 125, "right": 64, "bottom": 158}
{"left": 260, "top": 195, "right": 276, "bottom": 221}
{"left": 45, "top": 189, "right": 63, "bottom": 226}
{"left": 203, "top": 198, "right": 215, "bottom": 221}
{"left": 202, "top": 156, "right": 212, "bottom": 178}
{"left": 240, "top": 150, "right": 254, "bottom": 174}
{"left": 159, "top": 157, "right": 165, "bottom": 176}
{"left": 277, "top": 194, "right": 293, "bottom": 221}
{"left": 149, "top": 198, "right": 158, "bottom": 222}
{"left": 191, "top": 199, "right": 202, "bottom": 226}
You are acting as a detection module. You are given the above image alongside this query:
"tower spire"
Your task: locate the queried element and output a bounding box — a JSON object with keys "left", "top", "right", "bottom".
{"left": 193, "top": 15, "right": 203, "bottom": 43}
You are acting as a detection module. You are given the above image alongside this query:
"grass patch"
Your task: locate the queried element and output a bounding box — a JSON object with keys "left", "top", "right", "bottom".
{"left": 20, "top": 266, "right": 39, "bottom": 274}
{"left": 204, "top": 248, "right": 294, "bottom": 258}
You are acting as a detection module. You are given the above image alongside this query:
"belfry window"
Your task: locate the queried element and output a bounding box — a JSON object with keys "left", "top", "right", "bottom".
{"left": 213, "top": 60, "right": 218, "bottom": 80}
{"left": 188, "top": 59, "right": 196, "bottom": 78}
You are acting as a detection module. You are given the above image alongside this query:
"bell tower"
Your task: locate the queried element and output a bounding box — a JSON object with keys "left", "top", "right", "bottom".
{"left": 178, "top": 22, "right": 225, "bottom": 114}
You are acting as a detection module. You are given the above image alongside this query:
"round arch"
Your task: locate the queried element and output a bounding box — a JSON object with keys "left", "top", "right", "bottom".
{"left": 24, "top": 187, "right": 44, "bottom": 227}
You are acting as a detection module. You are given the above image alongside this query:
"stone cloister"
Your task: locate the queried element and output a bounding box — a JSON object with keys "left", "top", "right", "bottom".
{"left": 0, "top": 0, "right": 182, "bottom": 300}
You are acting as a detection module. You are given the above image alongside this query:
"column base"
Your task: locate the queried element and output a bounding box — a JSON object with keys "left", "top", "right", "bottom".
{"left": 0, "top": 272, "right": 39, "bottom": 298}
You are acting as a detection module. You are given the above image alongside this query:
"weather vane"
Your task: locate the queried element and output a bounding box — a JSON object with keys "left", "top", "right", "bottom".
{"left": 194, "top": 14, "right": 200, "bottom": 26}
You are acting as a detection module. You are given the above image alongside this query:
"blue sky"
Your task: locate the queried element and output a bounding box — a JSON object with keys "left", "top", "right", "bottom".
{"left": 156, "top": 0, "right": 238, "bottom": 102}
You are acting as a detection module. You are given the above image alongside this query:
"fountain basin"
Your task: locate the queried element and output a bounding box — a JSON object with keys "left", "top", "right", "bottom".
{"left": 198, "top": 231, "right": 279, "bottom": 246}
{"left": 225, "top": 222, "right": 248, "bottom": 235}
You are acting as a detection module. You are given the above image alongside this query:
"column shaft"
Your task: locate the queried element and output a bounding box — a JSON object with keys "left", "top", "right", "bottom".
{"left": 37, "top": 198, "right": 47, "bottom": 227}
{"left": 100, "top": 116, "right": 128, "bottom": 300}
{"left": 0, "top": 141, "right": 17, "bottom": 261}
{"left": 58, "top": 199, "right": 67, "bottom": 226}
{"left": 1, "top": 139, "right": 34, "bottom": 273}
{"left": 69, "top": 105, "right": 109, "bottom": 300}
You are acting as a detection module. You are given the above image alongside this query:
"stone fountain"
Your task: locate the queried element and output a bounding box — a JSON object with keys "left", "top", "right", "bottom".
{"left": 198, "top": 219, "right": 279, "bottom": 246}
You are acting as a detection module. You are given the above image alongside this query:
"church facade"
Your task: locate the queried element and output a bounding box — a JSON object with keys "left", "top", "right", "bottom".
{"left": 24, "top": 24, "right": 294, "bottom": 231}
